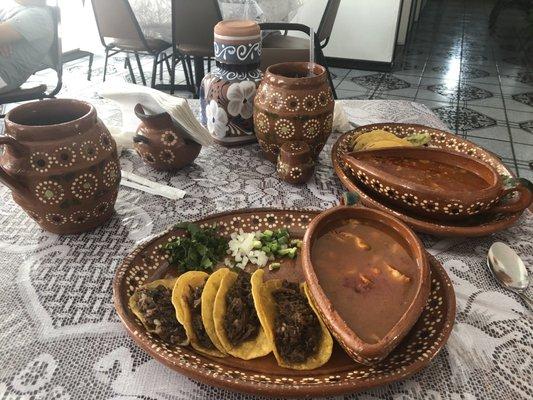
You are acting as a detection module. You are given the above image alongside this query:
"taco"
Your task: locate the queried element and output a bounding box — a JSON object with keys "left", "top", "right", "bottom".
{"left": 172, "top": 271, "right": 226, "bottom": 357}
{"left": 213, "top": 269, "right": 271, "bottom": 360}
{"left": 129, "top": 278, "right": 189, "bottom": 346}
{"left": 200, "top": 268, "right": 231, "bottom": 355}
{"left": 251, "top": 269, "right": 333, "bottom": 370}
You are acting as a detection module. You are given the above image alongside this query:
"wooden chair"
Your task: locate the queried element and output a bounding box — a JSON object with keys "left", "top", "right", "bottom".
{"left": 0, "top": 6, "right": 62, "bottom": 107}
{"left": 91, "top": 0, "right": 181, "bottom": 88}
{"left": 170, "top": 0, "right": 223, "bottom": 95}
{"left": 260, "top": 0, "right": 341, "bottom": 99}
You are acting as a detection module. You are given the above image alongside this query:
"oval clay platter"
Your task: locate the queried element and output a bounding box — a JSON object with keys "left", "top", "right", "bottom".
{"left": 113, "top": 209, "right": 456, "bottom": 398}
{"left": 332, "top": 123, "right": 524, "bottom": 237}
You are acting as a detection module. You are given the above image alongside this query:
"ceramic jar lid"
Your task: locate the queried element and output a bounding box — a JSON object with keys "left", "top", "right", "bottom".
{"left": 213, "top": 20, "right": 261, "bottom": 65}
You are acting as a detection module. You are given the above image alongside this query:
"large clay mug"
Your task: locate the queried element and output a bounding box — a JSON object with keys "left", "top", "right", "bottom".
{"left": 0, "top": 99, "right": 121, "bottom": 234}
{"left": 253, "top": 62, "right": 334, "bottom": 163}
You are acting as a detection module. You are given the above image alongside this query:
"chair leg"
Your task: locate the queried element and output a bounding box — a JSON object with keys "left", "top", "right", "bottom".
{"left": 88, "top": 53, "right": 94, "bottom": 81}
{"left": 151, "top": 54, "right": 158, "bottom": 88}
{"left": 134, "top": 52, "right": 147, "bottom": 86}
{"left": 164, "top": 54, "right": 172, "bottom": 76}
{"left": 170, "top": 52, "right": 176, "bottom": 95}
{"left": 207, "top": 57, "right": 212, "bottom": 73}
{"left": 159, "top": 53, "right": 164, "bottom": 81}
{"left": 125, "top": 56, "right": 137, "bottom": 84}
{"left": 103, "top": 49, "right": 110, "bottom": 82}
{"left": 186, "top": 56, "right": 195, "bottom": 93}
{"left": 180, "top": 55, "right": 191, "bottom": 88}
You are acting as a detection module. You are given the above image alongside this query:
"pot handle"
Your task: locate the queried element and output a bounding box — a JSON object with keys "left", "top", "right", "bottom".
{"left": 0, "top": 136, "right": 26, "bottom": 193}
{"left": 340, "top": 192, "right": 361, "bottom": 206}
{"left": 487, "top": 182, "right": 532, "bottom": 215}
{"left": 133, "top": 134, "right": 150, "bottom": 145}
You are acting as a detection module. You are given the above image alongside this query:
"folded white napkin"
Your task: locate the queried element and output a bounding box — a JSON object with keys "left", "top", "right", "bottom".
{"left": 98, "top": 82, "right": 213, "bottom": 154}
{"left": 333, "top": 101, "right": 353, "bottom": 132}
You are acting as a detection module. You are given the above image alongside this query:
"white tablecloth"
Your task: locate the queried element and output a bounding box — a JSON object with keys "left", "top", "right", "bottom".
{"left": 0, "top": 99, "right": 532, "bottom": 399}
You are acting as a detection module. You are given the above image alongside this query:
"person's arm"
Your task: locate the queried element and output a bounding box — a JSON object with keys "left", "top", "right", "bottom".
{"left": 0, "top": 23, "right": 24, "bottom": 45}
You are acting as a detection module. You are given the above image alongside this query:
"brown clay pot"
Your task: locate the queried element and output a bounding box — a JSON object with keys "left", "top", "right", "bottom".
{"left": 276, "top": 141, "right": 314, "bottom": 184}
{"left": 341, "top": 147, "right": 532, "bottom": 221}
{"left": 301, "top": 204, "right": 431, "bottom": 365}
{"left": 0, "top": 99, "right": 121, "bottom": 234}
{"left": 253, "top": 62, "right": 334, "bottom": 163}
{"left": 133, "top": 104, "right": 201, "bottom": 171}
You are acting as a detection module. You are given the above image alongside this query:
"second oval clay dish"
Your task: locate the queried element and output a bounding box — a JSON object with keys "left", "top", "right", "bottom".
{"left": 302, "top": 206, "right": 431, "bottom": 365}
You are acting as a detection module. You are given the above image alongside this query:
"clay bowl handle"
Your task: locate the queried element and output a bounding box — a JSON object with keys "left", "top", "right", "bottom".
{"left": 0, "top": 136, "right": 27, "bottom": 193}
{"left": 487, "top": 183, "right": 532, "bottom": 215}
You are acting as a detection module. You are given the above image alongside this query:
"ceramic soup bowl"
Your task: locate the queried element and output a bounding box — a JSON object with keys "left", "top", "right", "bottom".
{"left": 342, "top": 147, "right": 532, "bottom": 221}
{"left": 302, "top": 203, "right": 431, "bottom": 365}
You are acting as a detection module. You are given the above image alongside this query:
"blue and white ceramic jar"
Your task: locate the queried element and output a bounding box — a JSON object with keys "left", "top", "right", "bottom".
{"left": 200, "top": 20, "right": 262, "bottom": 146}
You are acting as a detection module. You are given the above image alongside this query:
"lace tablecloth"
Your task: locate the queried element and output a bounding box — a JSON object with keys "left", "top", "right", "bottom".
{"left": 0, "top": 100, "right": 531, "bottom": 400}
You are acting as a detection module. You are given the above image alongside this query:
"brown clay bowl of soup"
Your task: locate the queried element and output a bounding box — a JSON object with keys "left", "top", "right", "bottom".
{"left": 302, "top": 204, "right": 431, "bottom": 365}
{"left": 341, "top": 147, "right": 532, "bottom": 221}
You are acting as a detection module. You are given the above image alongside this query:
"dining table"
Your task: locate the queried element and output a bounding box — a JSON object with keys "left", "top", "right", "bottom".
{"left": 0, "top": 98, "right": 531, "bottom": 400}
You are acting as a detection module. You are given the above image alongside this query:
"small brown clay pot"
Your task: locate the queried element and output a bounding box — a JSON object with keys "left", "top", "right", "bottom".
{"left": 301, "top": 200, "right": 431, "bottom": 365}
{"left": 276, "top": 141, "right": 314, "bottom": 184}
{"left": 253, "top": 62, "right": 334, "bottom": 163}
{"left": 0, "top": 99, "right": 120, "bottom": 234}
{"left": 133, "top": 104, "right": 201, "bottom": 171}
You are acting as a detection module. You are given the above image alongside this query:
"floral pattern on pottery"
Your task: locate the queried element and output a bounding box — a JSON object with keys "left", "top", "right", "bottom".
{"left": 200, "top": 20, "right": 262, "bottom": 146}
{"left": 205, "top": 100, "right": 229, "bottom": 139}
{"left": 0, "top": 99, "right": 120, "bottom": 235}
{"left": 253, "top": 62, "right": 334, "bottom": 163}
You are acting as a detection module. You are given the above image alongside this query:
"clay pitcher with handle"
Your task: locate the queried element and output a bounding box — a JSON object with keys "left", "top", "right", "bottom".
{"left": 0, "top": 99, "right": 121, "bottom": 234}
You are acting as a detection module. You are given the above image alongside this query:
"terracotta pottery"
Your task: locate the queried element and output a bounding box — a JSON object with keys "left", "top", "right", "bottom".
{"left": 332, "top": 123, "right": 529, "bottom": 237}
{"left": 0, "top": 99, "right": 120, "bottom": 234}
{"left": 200, "top": 20, "right": 262, "bottom": 146}
{"left": 133, "top": 104, "right": 201, "bottom": 171}
{"left": 302, "top": 205, "right": 431, "bottom": 365}
{"left": 114, "top": 208, "right": 455, "bottom": 397}
{"left": 342, "top": 147, "right": 532, "bottom": 221}
{"left": 276, "top": 141, "right": 315, "bottom": 184}
{"left": 253, "top": 62, "right": 334, "bottom": 163}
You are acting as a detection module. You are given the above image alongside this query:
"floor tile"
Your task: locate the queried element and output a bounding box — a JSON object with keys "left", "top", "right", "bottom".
{"left": 510, "top": 128, "right": 533, "bottom": 146}
{"left": 513, "top": 142, "right": 533, "bottom": 162}
{"left": 465, "top": 126, "right": 511, "bottom": 143}
{"left": 517, "top": 167, "right": 533, "bottom": 181}
{"left": 467, "top": 136, "right": 514, "bottom": 159}
{"left": 336, "top": 89, "right": 373, "bottom": 100}
{"left": 336, "top": 77, "right": 377, "bottom": 93}
{"left": 505, "top": 109, "right": 533, "bottom": 126}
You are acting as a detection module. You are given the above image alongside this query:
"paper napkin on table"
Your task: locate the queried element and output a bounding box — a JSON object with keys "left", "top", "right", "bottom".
{"left": 98, "top": 82, "right": 213, "bottom": 154}
{"left": 332, "top": 101, "right": 353, "bottom": 133}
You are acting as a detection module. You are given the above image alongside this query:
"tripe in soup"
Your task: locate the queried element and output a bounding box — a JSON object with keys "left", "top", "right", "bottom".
{"left": 311, "top": 219, "right": 419, "bottom": 344}
{"left": 364, "top": 155, "right": 490, "bottom": 192}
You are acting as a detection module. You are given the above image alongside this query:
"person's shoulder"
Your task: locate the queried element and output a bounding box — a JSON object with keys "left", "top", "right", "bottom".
{"left": 13, "top": 5, "right": 53, "bottom": 23}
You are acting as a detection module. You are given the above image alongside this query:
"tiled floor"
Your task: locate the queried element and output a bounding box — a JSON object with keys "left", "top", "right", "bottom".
{"left": 1, "top": 0, "right": 531, "bottom": 179}
{"left": 334, "top": 0, "right": 533, "bottom": 179}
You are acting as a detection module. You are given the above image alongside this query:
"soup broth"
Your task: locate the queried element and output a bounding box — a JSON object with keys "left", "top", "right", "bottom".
{"left": 311, "top": 218, "right": 419, "bottom": 344}
{"left": 364, "top": 155, "right": 489, "bottom": 192}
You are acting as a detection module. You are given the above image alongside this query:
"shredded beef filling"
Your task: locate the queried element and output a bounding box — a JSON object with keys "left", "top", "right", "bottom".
{"left": 136, "top": 285, "right": 187, "bottom": 345}
{"left": 188, "top": 284, "right": 215, "bottom": 349}
{"left": 272, "top": 281, "right": 321, "bottom": 364}
{"left": 224, "top": 271, "right": 260, "bottom": 346}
